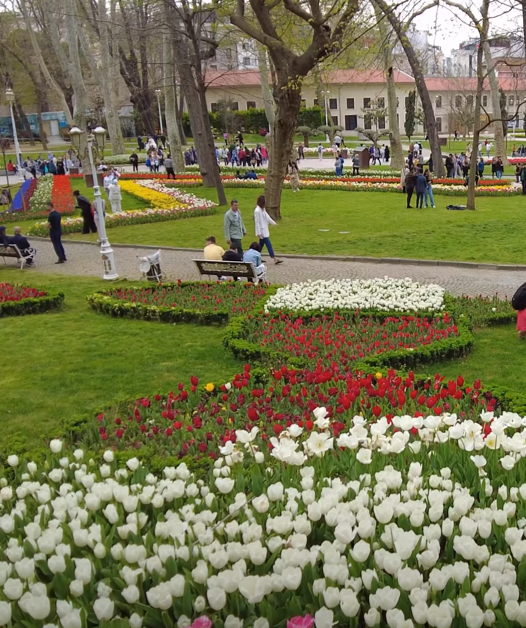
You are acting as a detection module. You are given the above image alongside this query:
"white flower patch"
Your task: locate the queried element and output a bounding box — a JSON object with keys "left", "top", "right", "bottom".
{"left": 265, "top": 277, "right": 445, "bottom": 313}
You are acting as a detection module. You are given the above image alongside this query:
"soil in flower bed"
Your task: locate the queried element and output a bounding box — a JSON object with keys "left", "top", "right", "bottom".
{"left": 240, "top": 312, "right": 459, "bottom": 368}
{"left": 91, "top": 281, "right": 269, "bottom": 320}
{"left": 87, "top": 367, "right": 496, "bottom": 458}
{"left": 0, "top": 283, "right": 47, "bottom": 302}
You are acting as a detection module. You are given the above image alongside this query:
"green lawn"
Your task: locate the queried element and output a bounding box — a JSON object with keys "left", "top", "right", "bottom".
{"left": 60, "top": 187, "right": 526, "bottom": 265}
{"left": 0, "top": 270, "right": 524, "bottom": 459}
{"left": 0, "top": 270, "right": 242, "bottom": 457}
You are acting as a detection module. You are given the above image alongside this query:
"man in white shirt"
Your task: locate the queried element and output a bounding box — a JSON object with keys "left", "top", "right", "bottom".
{"left": 103, "top": 168, "right": 120, "bottom": 199}
{"left": 254, "top": 195, "right": 282, "bottom": 265}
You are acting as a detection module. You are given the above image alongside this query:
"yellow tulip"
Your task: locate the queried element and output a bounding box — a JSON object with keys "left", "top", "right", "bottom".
{"left": 205, "top": 383, "right": 215, "bottom": 392}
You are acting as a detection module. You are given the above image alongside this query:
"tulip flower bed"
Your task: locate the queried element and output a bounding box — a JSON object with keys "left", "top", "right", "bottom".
{"left": 51, "top": 174, "right": 75, "bottom": 213}
{"left": 29, "top": 174, "right": 54, "bottom": 212}
{"left": 449, "top": 294, "right": 515, "bottom": 327}
{"left": 0, "top": 282, "right": 64, "bottom": 317}
{"left": 84, "top": 367, "right": 497, "bottom": 455}
{"left": 264, "top": 278, "right": 445, "bottom": 314}
{"left": 224, "top": 312, "right": 469, "bottom": 371}
{"left": 88, "top": 282, "right": 273, "bottom": 325}
{"left": 119, "top": 180, "right": 217, "bottom": 211}
{"left": 27, "top": 205, "right": 217, "bottom": 237}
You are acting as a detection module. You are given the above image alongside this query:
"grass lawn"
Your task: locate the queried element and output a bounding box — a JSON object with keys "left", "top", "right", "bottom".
{"left": 62, "top": 187, "right": 526, "bottom": 264}
{"left": 0, "top": 270, "right": 242, "bottom": 456}
{"left": 0, "top": 270, "right": 524, "bottom": 459}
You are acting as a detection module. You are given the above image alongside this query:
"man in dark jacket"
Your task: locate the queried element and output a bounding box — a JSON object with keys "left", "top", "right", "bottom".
{"left": 405, "top": 169, "right": 416, "bottom": 208}
{"left": 0, "top": 226, "right": 36, "bottom": 265}
{"left": 73, "top": 190, "right": 97, "bottom": 234}
{"left": 46, "top": 201, "right": 66, "bottom": 263}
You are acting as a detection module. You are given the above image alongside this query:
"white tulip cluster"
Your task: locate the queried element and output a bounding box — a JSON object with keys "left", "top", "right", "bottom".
{"left": 3, "top": 427, "right": 526, "bottom": 628}
{"left": 264, "top": 277, "right": 445, "bottom": 313}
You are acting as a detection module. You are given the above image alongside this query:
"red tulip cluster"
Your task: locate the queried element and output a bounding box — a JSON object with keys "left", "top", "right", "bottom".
{"left": 0, "top": 283, "right": 47, "bottom": 303}
{"left": 94, "top": 364, "right": 494, "bottom": 457}
{"left": 51, "top": 175, "right": 75, "bottom": 214}
{"left": 104, "top": 281, "right": 268, "bottom": 314}
{"left": 244, "top": 312, "right": 458, "bottom": 368}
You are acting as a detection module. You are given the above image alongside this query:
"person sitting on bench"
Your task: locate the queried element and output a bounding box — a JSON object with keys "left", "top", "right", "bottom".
{"left": 222, "top": 243, "right": 243, "bottom": 262}
{"left": 243, "top": 242, "right": 266, "bottom": 282}
{"left": 0, "top": 225, "right": 36, "bottom": 266}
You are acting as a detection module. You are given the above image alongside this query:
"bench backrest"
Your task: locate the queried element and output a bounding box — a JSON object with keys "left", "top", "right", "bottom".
{"left": 0, "top": 244, "right": 22, "bottom": 258}
{"left": 194, "top": 259, "right": 257, "bottom": 279}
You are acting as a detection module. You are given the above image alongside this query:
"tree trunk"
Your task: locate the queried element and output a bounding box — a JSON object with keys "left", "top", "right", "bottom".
{"left": 176, "top": 90, "right": 187, "bottom": 146}
{"left": 374, "top": 0, "right": 445, "bottom": 177}
{"left": 483, "top": 41, "right": 508, "bottom": 165}
{"left": 373, "top": 2, "right": 404, "bottom": 169}
{"left": 258, "top": 45, "right": 275, "bottom": 134}
{"left": 265, "top": 81, "right": 302, "bottom": 221}
{"left": 163, "top": 33, "right": 184, "bottom": 172}
{"left": 15, "top": 100, "right": 35, "bottom": 145}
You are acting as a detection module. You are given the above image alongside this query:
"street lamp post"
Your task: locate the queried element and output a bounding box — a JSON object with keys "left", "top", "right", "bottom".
{"left": 155, "top": 89, "right": 164, "bottom": 135}
{"left": 5, "top": 89, "right": 23, "bottom": 179}
{"left": 69, "top": 126, "right": 118, "bottom": 281}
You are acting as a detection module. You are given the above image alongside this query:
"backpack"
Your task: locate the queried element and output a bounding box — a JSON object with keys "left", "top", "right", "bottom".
{"left": 512, "top": 282, "right": 526, "bottom": 311}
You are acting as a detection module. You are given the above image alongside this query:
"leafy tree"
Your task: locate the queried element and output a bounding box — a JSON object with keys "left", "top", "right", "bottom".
{"left": 404, "top": 90, "right": 416, "bottom": 141}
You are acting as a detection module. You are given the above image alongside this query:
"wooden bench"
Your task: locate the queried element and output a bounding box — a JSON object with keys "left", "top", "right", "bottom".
{"left": 193, "top": 259, "right": 266, "bottom": 282}
{"left": 0, "top": 244, "right": 35, "bottom": 269}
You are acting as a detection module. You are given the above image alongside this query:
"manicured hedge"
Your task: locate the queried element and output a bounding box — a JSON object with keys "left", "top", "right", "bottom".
{"left": 0, "top": 289, "right": 64, "bottom": 317}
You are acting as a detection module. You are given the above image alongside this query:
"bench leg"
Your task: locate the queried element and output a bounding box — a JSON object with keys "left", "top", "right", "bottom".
{"left": 19, "top": 258, "right": 25, "bottom": 270}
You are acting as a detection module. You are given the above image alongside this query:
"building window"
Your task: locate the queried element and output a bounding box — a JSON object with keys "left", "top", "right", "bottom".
{"left": 364, "top": 116, "right": 372, "bottom": 130}
{"left": 211, "top": 102, "right": 218, "bottom": 113}
{"left": 378, "top": 116, "right": 386, "bottom": 129}
{"left": 482, "top": 95, "right": 488, "bottom": 107}
{"left": 509, "top": 95, "right": 515, "bottom": 107}
{"left": 435, "top": 95, "right": 442, "bottom": 108}
{"left": 329, "top": 98, "right": 338, "bottom": 110}
{"left": 455, "top": 95, "right": 462, "bottom": 108}
{"left": 436, "top": 117, "right": 442, "bottom": 133}
{"left": 313, "top": 99, "right": 319, "bottom": 107}
{"left": 345, "top": 114, "right": 357, "bottom": 130}
{"left": 346, "top": 98, "right": 355, "bottom": 109}
{"left": 242, "top": 57, "right": 251, "bottom": 66}
{"left": 231, "top": 102, "right": 239, "bottom": 111}
{"left": 467, "top": 95, "right": 474, "bottom": 107}
{"left": 242, "top": 43, "right": 248, "bottom": 50}
{"left": 377, "top": 97, "right": 385, "bottom": 108}
{"left": 331, "top": 115, "right": 339, "bottom": 125}
{"left": 363, "top": 97, "right": 371, "bottom": 109}
{"left": 301, "top": 99, "right": 306, "bottom": 108}
{"left": 246, "top": 101, "right": 256, "bottom": 109}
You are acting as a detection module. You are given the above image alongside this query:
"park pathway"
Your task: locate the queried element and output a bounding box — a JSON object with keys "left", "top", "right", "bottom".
{"left": 14, "top": 238, "right": 526, "bottom": 298}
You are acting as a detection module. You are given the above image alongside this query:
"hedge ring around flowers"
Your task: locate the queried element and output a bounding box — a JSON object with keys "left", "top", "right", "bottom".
{"left": 0, "top": 283, "right": 64, "bottom": 317}
{"left": 87, "top": 282, "right": 275, "bottom": 325}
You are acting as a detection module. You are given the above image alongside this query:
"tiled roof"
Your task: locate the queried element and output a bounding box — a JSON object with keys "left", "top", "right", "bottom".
{"left": 425, "top": 76, "right": 526, "bottom": 91}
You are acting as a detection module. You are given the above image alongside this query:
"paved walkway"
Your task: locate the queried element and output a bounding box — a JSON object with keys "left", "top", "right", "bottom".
{"left": 7, "top": 238, "right": 524, "bottom": 298}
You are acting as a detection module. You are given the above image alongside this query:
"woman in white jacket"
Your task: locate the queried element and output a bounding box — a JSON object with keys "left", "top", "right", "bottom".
{"left": 254, "top": 195, "right": 283, "bottom": 265}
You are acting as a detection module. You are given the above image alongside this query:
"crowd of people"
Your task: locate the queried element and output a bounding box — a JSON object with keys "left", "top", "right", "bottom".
{"left": 18, "top": 151, "right": 79, "bottom": 180}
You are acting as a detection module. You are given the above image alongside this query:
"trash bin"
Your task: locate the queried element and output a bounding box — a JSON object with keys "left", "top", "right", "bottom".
{"left": 358, "top": 147, "right": 370, "bottom": 170}
{"left": 439, "top": 137, "right": 448, "bottom": 146}
{"left": 84, "top": 173, "right": 105, "bottom": 188}
{"left": 69, "top": 167, "right": 80, "bottom": 175}
{"left": 138, "top": 250, "right": 163, "bottom": 282}
{"left": 341, "top": 148, "right": 348, "bottom": 159}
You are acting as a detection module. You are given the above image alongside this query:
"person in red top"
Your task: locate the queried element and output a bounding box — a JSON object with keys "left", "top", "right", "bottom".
{"left": 6, "top": 160, "right": 15, "bottom": 173}
{"left": 238, "top": 148, "right": 246, "bottom": 166}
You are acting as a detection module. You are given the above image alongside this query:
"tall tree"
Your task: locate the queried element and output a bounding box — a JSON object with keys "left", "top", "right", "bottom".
{"left": 373, "top": 0, "right": 445, "bottom": 177}
{"left": 164, "top": 0, "right": 227, "bottom": 205}
{"left": 229, "top": 0, "right": 361, "bottom": 220}
{"left": 404, "top": 90, "right": 416, "bottom": 140}
{"left": 372, "top": 0, "right": 404, "bottom": 169}
{"left": 257, "top": 44, "right": 275, "bottom": 134}
{"left": 162, "top": 26, "right": 185, "bottom": 171}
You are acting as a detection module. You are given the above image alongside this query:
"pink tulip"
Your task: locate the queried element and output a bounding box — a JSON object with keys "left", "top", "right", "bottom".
{"left": 191, "top": 618, "right": 213, "bottom": 628}
{"left": 287, "top": 616, "right": 315, "bottom": 628}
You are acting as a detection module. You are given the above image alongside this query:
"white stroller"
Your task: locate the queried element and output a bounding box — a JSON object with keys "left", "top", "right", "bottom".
{"left": 138, "top": 249, "right": 163, "bottom": 282}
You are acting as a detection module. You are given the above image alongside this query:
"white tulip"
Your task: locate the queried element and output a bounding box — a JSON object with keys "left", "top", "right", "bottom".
{"left": 7, "top": 456, "right": 18, "bottom": 467}
{"left": 93, "top": 598, "right": 114, "bottom": 621}
{"left": 126, "top": 457, "right": 140, "bottom": 471}
{"left": 129, "top": 613, "right": 143, "bottom": 628}
{"left": 3, "top": 578, "right": 24, "bottom": 600}
{"left": 49, "top": 439, "right": 62, "bottom": 454}
{"left": 103, "top": 450, "right": 114, "bottom": 463}
{"left": 224, "top": 616, "right": 244, "bottom": 628}
{"left": 254, "top": 619, "right": 269, "bottom": 628}
{"left": 18, "top": 592, "right": 50, "bottom": 620}
{"left": 122, "top": 585, "right": 140, "bottom": 604}
{"left": 315, "top": 607, "right": 335, "bottom": 628}
{"left": 207, "top": 587, "right": 226, "bottom": 610}
{"left": 146, "top": 583, "right": 173, "bottom": 610}
{"left": 69, "top": 580, "right": 84, "bottom": 597}
{"left": 215, "top": 478, "right": 235, "bottom": 494}
{"left": 0, "top": 601, "right": 11, "bottom": 626}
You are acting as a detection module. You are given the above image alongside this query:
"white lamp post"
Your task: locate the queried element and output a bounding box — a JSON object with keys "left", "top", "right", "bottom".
{"left": 69, "top": 125, "right": 118, "bottom": 281}
{"left": 5, "top": 88, "right": 23, "bottom": 179}
{"left": 155, "top": 89, "right": 164, "bottom": 135}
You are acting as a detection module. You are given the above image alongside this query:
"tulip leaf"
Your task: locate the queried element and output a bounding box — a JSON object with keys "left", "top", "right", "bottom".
{"left": 494, "top": 610, "right": 510, "bottom": 628}
{"left": 250, "top": 464, "right": 263, "bottom": 496}
{"left": 22, "top": 539, "right": 35, "bottom": 558}
{"left": 35, "top": 558, "right": 51, "bottom": 577}
{"left": 519, "top": 558, "right": 526, "bottom": 587}
{"left": 145, "top": 609, "right": 165, "bottom": 628}
{"left": 165, "top": 556, "right": 177, "bottom": 578}
{"left": 52, "top": 572, "right": 70, "bottom": 599}
{"left": 162, "top": 611, "right": 173, "bottom": 628}
{"left": 21, "top": 621, "right": 35, "bottom": 628}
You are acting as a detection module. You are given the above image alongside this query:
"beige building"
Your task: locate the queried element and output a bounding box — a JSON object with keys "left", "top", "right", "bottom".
{"left": 203, "top": 69, "right": 526, "bottom": 137}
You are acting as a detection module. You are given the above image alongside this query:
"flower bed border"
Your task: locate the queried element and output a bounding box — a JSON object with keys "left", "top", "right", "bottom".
{"left": 0, "top": 286, "right": 64, "bottom": 317}
{"left": 87, "top": 282, "right": 277, "bottom": 326}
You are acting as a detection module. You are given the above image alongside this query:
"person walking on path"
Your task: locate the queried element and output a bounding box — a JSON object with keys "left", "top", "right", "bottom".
{"left": 73, "top": 190, "right": 97, "bottom": 234}
{"left": 224, "top": 199, "right": 246, "bottom": 256}
{"left": 405, "top": 168, "right": 416, "bottom": 208}
{"left": 254, "top": 195, "right": 283, "bottom": 266}
{"left": 317, "top": 143, "right": 323, "bottom": 161}
{"left": 415, "top": 170, "right": 427, "bottom": 209}
{"left": 478, "top": 157, "right": 485, "bottom": 180}
{"left": 495, "top": 156, "right": 504, "bottom": 179}
{"left": 352, "top": 152, "right": 360, "bottom": 176}
{"left": 288, "top": 161, "right": 300, "bottom": 192}
{"left": 129, "top": 152, "right": 139, "bottom": 173}
{"left": 46, "top": 201, "right": 66, "bottom": 264}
